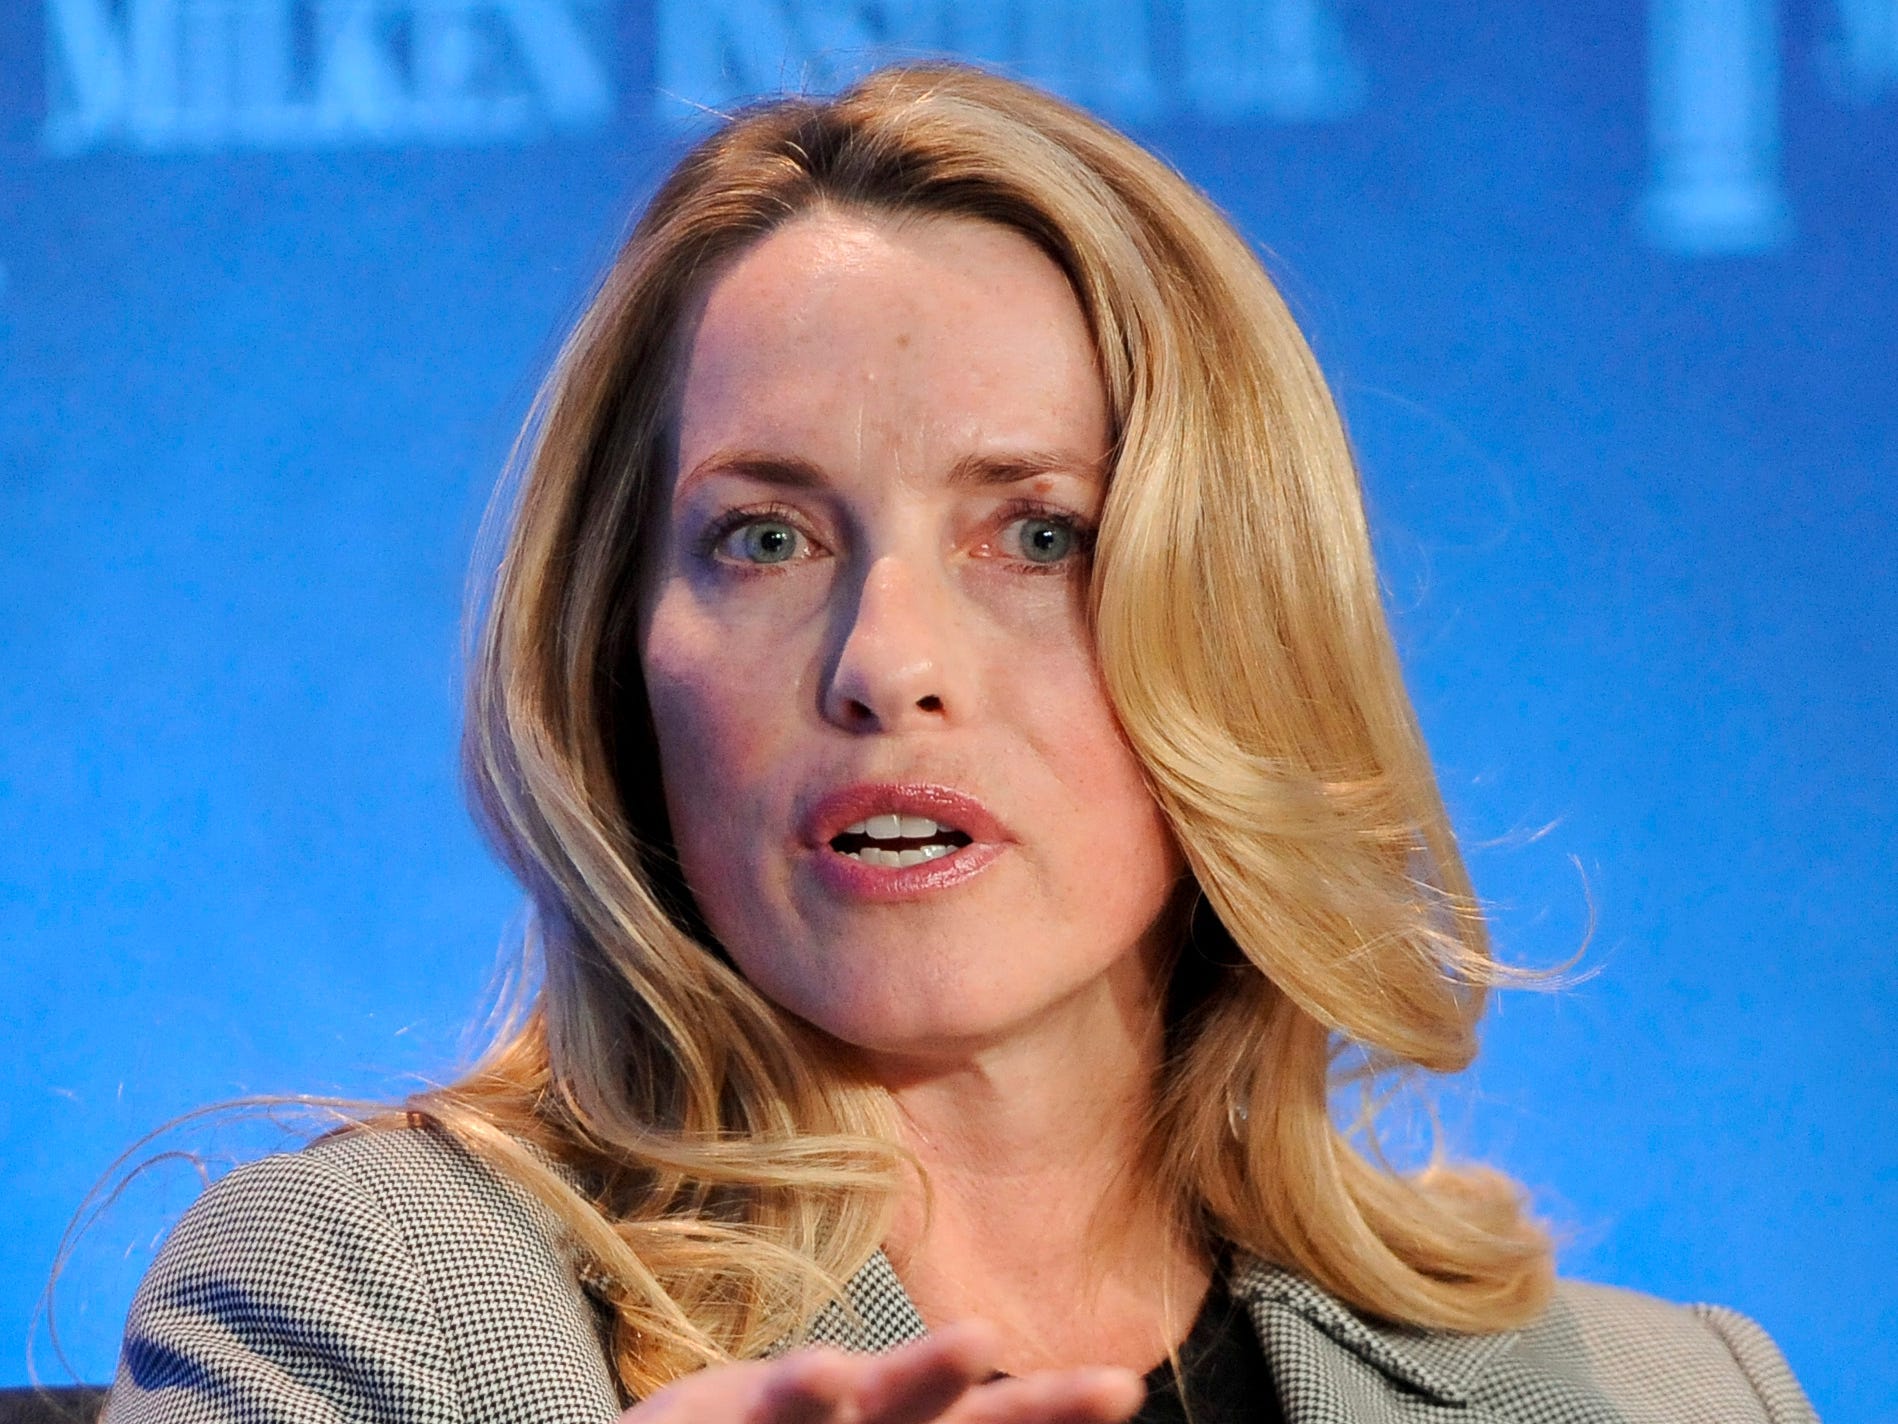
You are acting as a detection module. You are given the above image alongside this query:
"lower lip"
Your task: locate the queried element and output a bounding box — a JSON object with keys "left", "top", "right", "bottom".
{"left": 809, "top": 840, "right": 1004, "bottom": 901}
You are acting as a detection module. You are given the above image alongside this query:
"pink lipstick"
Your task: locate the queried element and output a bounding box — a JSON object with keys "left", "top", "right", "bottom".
{"left": 801, "top": 782, "right": 1009, "bottom": 901}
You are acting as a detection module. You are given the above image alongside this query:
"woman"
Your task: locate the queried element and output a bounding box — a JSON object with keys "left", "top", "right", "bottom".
{"left": 104, "top": 63, "right": 1815, "bottom": 1424}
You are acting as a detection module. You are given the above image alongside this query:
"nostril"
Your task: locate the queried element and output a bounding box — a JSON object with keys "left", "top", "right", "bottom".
{"left": 916, "top": 694, "right": 943, "bottom": 712}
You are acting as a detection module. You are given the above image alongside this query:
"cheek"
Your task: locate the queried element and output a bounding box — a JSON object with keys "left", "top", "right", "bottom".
{"left": 638, "top": 595, "right": 775, "bottom": 859}
{"left": 1013, "top": 646, "right": 1184, "bottom": 885}
{"left": 1016, "top": 638, "right": 1131, "bottom": 774}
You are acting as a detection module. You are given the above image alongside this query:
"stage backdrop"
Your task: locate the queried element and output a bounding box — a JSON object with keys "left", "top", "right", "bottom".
{"left": 3, "top": 2, "right": 1893, "bottom": 1417}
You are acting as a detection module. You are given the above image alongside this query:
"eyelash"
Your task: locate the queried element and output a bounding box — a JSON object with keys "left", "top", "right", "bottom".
{"left": 694, "top": 499, "right": 1097, "bottom": 574}
{"left": 695, "top": 501, "right": 809, "bottom": 568}
{"left": 993, "top": 498, "right": 1097, "bottom": 574}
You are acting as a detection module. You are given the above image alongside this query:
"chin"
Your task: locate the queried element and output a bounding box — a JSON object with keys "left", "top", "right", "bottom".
{"left": 739, "top": 962, "right": 1007, "bottom": 1062}
{"left": 788, "top": 996, "right": 999, "bottom": 1062}
{"left": 789, "top": 972, "right": 1129, "bottom": 1072}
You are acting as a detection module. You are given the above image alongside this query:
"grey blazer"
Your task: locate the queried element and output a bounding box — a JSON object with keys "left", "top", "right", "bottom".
{"left": 103, "top": 1127, "right": 1818, "bottom": 1424}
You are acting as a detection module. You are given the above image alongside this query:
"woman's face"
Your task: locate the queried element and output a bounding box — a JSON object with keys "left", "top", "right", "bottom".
{"left": 638, "top": 210, "right": 1185, "bottom": 1063}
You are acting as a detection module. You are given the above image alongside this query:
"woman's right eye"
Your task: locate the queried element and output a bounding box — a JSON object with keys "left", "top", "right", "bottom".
{"left": 710, "top": 515, "right": 809, "bottom": 567}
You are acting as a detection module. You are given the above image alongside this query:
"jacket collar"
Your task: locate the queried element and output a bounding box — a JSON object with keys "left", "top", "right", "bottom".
{"left": 1229, "top": 1256, "right": 1520, "bottom": 1406}
{"left": 803, "top": 1248, "right": 930, "bottom": 1352}
{"left": 807, "top": 1251, "right": 1517, "bottom": 1408}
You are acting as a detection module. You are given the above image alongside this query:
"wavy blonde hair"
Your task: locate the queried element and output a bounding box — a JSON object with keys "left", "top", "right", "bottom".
{"left": 412, "top": 60, "right": 1552, "bottom": 1400}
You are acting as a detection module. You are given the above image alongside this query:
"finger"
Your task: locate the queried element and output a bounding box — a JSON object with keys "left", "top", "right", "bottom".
{"left": 618, "top": 1359, "right": 769, "bottom": 1424}
{"left": 754, "top": 1348, "right": 870, "bottom": 1424}
{"left": 853, "top": 1322, "right": 1004, "bottom": 1424}
{"left": 621, "top": 1356, "right": 790, "bottom": 1424}
{"left": 939, "top": 1367, "right": 1145, "bottom": 1424}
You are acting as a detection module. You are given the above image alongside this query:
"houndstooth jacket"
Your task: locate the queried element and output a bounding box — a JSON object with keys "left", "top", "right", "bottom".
{"left": 104, "top": 1126, "right": 1818, "bottom": 1424}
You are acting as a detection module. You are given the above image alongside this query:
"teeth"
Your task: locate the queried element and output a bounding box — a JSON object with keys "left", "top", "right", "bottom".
{"left": 841, "top": 814, "right": 953, "bottom": 842}
{"left": 849, "top": 843, "right": 955, "bottom": 868}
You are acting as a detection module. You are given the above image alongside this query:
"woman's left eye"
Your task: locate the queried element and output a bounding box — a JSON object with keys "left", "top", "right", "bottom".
{"left": 1001, "top": 513, "right": 1090, "bottom": 567}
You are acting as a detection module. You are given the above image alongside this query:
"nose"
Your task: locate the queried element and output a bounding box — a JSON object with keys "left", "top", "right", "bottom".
{"left": 821, "top": 554, "right": 964, "bottom": 733}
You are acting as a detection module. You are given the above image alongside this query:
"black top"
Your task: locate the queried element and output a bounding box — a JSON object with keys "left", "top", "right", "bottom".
{"left": 1130, "top": 1279, "right": 1283, "bottom": 1424}
{"left": 0, "top": 1387, "right": 109, "bottom": 1424}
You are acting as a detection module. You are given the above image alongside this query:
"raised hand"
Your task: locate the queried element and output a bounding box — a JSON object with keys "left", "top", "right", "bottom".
{"left": 619, "top": 1321, "right": 1145, "bottom": 1424}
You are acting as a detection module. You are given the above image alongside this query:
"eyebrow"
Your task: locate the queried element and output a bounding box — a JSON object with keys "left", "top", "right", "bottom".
{"left": 675, "top": 453, "right": 826, "bottom": 499}
{"left": 676, "top": 448, "right": 1105, "bottom": 499}
{"left": 946, "top": 450, "right": 1106, "bottom": 489}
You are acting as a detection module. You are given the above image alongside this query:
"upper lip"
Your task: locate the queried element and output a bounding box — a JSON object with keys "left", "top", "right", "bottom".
{"left": 800, "top": 782, "right": 1010, "bottom": 848}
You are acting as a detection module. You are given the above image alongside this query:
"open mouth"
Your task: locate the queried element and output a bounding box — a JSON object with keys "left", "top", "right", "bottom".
{"left": 828, "top": 814, "right": 974, "bottom": 868}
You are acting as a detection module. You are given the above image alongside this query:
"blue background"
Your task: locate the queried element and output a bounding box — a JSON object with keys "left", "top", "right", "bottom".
{"left": 3, "top": 2, "right": 1893, "bottom": 1418}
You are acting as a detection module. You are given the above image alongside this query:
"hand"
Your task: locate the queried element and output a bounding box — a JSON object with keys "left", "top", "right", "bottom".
{"left": 617, "top": 1320, "right": 1144, "bottom": 1424}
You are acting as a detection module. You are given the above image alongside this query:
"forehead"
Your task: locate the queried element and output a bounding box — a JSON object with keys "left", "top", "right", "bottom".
{"left": 668, "top": 210, "right": 1109, "bottom": 482}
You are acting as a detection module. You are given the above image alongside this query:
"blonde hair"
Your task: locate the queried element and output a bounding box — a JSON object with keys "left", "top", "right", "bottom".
{"left": 415, "top": 60, "right": 1553, "bottom": 1399}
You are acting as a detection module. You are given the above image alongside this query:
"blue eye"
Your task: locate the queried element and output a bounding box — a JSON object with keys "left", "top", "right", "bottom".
{"left": 1016, "top": 516, "right": 1078, "bottom": 564}
{"left": 730, "top": 519, "right": 801, "bottom": 564}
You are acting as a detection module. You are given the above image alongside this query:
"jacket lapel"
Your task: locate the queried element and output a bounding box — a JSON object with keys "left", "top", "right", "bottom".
{"left": 802, "top": 1249, "right": 931, "bottom": 1352}
{"left": 1231, "top": 1258, "right": 1519, "bottom": 1422}
{"left": 806, "top": 1251, "right": 1517, "bottom": 1422}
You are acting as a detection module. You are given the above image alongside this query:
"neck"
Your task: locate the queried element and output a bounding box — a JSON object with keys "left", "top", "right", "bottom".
{"left": 859, "top": 961, "right": 1211, "bottom": 1374}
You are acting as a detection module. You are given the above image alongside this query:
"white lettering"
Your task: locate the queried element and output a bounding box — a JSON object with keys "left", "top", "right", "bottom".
{"left": 654, "top": 0, "right": 1159, "bottom": 122}
{"left": 1643, "top": 0, "right": 1792, "bottom": 253}
{"left": 234, "top": 0, "right": 295, "bottom": 118}
{"left": 1827, "top": 0, "right": 1898, "bottom": 99}
{"left": 43, "top": 0, "right": 612, "bottom": 153}
{"left": 1022, "top": 0, "right": 1158, "bottom": 116}
{"left": 496, "top": 0, "right": 612, "bottom": 124}
{"left": 128, "top": 0, "right": 179, "bottom": 142}
{"left": 1179, "top": 0, "right": 1365, "bottom": 120}
{"left": 656, "top": 0, "right": 881, "bottom": 117}
{"left": 45, "top": 0, "right": 129, "bottom": 154}
{"left": 313, "top": 0, "right": 407, "bottom": 139}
